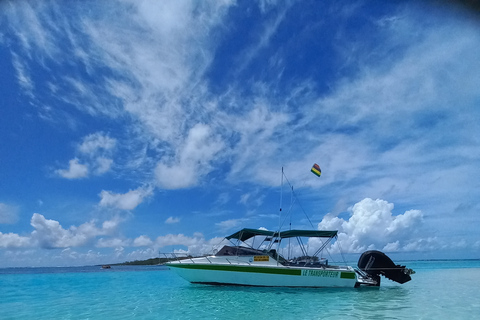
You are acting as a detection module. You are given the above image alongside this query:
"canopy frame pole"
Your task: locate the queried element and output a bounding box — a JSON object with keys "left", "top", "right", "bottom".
{"left": 297, "top": 237, "right": 308, "bottom": 257}
{"left": 312, "top": 236, "right": 334, "bottom": 257}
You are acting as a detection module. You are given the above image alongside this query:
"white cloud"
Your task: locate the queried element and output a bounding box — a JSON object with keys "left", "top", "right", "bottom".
{"left": 382, "top": 241, "right": 400, "bottom": 252}
{"left": 318, "top": 198, "right": 423, "bottom": 253}
{"left": 12, "top": 52, "right": 34, "bottom": 97}
{"left": 99, "top": 186, "right": 153, "bottom": 210}
{"left": 238, "top": 189, "right": 265, "bottom": 209}
{"left": 215, "top": 218, "right": 244, "bottom": 232}
{"left": 226, "top": 104, "right": 290, "bottom": 185}
{"left": 155, "top": 123, "right": 224, "bottom": 189}
{"left": 239, "top": 193, "right": 251, "bottom": 205}
{"left": 56, "top": 133, "right": 116, "bottom": 178}
{"left": 234, "top": 1, "right": 292, "bottom": 74}
{"left": 55, "top": 158, "right": 89, "bottom": 179}
{"left": 96, "top": 237, "right": 131, "bottom": 248}
{"left": 155, "top": 233, "right": 202, "bottom": 247}
{"left": 2, "top": 1, "right": 480, "bottom": 264}
{"left": 0, "top": 232, "right": 31, "bottom": 248}
{"left": 30, "top": 213, "right": 118, "bottom": 248}
{"left": 154, "top": 233, "right": 228, "bottom": 257}
{"left": 95, "top": 157, "right": 113, "bottom": 174}
{"left": 165, "top": 216, "right": 180, "bottom": 224}
{"left": 125, "top": 247, "right": 157, "bottom": 261}
{"left": 154, "top": 164, "right": 197, "bottom": 190}
{"left": 102, "top": 217, "right": 122, "bottom": 233}
{"left": 78, "top": 132, "right": 116, "bottom": 155}
{"left": 133, "top": 235, "right": 153, "bottom": 247}
{"left": 187, "top": 236, "right": 230, "bottom": 256}
{"left": 0, "top": 203, "right": 19, "bottom": 224}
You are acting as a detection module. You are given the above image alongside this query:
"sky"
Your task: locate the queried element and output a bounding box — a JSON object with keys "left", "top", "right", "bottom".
{"left": 1, "top": 0, "right": 479, "bottom": 267}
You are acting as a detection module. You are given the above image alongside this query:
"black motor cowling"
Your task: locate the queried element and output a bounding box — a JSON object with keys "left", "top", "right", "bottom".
{"left": 357, "top": 250, "right": 414, "bottom": 284}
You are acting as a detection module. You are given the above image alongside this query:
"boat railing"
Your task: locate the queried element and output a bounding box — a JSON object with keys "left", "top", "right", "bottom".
{"left": 161, "top": 252, "right": 255, "bottom": 265}
{"left": 160, "top": 252, "right": 197, "bottom": 264}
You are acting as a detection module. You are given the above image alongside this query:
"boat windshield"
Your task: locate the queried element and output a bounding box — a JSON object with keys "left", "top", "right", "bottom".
{"left": 216, "top": 245, "right": 265, "bottom": 256}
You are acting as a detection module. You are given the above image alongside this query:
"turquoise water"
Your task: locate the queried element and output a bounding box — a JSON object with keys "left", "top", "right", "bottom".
{"left": 1, "top": 261, "right": 479, "bottom": 319}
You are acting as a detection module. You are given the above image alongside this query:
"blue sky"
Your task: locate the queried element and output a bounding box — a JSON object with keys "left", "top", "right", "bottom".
{"left": 1, "top": 0, "right": 479, "bottom": 267}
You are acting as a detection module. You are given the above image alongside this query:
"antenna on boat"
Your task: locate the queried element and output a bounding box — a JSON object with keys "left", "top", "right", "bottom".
{"left": 279, "top": 167, "right": 284, "bottom": 213}
{"left": 278, "top": 167, "right": 284, "bottom": 237}
{"left": 288, "top": 184, "right": 293, "bottom": 260}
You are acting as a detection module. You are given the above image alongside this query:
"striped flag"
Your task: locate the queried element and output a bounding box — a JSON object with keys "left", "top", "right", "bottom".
{"left": 311, "top": 163, "right": 321, "bottom": 177}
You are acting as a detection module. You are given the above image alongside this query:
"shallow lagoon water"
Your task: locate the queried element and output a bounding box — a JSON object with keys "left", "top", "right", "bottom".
{"left": 1, "top": 261, "right": 479, "bottom": 319}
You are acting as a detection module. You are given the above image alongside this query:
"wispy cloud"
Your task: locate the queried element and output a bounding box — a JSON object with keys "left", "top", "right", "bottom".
{"left": 1, "top": 1, "right": 480, "bottom": 265}
{"left": 234, "top": 2, "right": 293, "bottom": 74}
{"left": 55, "top": 132, "right": 116, "bottom": 179}
{"left": 11, "top": 53, "right": 34, "bottom": 97}
{"left": 99, "top": 186, "right": 153, "bottom": 211}
{"left": 78, "top": 132, "right": 116, "bottom": 155}
{"left": 0, "top": 203, "right": 19, "bottom": 224}
{"left": 215, "top": 218, "right": 246, "bottom": 232}
{"left": 155, "top": 123, "right": 225, "bottom": 189}
{"left": 165, "top": 216, "right": 180, "bottom": 224}
{"left": 55, "top": 158, "right": 89, "bottom": 179}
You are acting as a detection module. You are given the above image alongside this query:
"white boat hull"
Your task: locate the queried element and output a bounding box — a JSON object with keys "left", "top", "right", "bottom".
{"left": 167, "top": 260, "right": 357, "bottom": 288}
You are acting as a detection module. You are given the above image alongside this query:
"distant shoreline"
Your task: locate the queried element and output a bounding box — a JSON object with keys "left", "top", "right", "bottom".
{"left": 111, "top": 257, "right": 168, "bottom": 266}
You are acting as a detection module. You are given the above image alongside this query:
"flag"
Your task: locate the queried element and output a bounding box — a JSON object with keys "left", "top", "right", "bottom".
{"left": 311, "top": 163, "right": 321, "bottom": 177}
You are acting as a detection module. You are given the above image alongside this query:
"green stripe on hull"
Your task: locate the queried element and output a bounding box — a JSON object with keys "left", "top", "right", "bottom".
{"left": 170, "top": 264, "right": 357, "bottom": 280}
{"left": 340, "top": 272, "right": 356, "bottom": 279}
{"left": 169, "top": 264, "right": 302, "bottom": 276}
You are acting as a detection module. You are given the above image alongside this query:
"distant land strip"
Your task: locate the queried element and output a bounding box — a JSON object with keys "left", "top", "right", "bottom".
{"left": 112, "top": 256, "right": 193, "bottom": 266}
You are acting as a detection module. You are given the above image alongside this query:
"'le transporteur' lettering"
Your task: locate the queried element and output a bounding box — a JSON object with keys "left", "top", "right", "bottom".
{"left": 301, "top": 270, "right": 339, "bottom": 278}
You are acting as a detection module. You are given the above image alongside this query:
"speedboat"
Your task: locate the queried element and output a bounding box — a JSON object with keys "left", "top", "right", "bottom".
{"left": 166, "top": 228, "right": 414, "bottom": 288}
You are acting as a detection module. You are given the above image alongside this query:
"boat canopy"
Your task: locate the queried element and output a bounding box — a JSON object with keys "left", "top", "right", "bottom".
{"left": 280, "top": 230, "right": 338, "bottom": 238}
{"left": 226, "top": 228, "right": 337, "bottom": 242}
{"left": 226, "top": 228, "right": 276, "bottom": 241}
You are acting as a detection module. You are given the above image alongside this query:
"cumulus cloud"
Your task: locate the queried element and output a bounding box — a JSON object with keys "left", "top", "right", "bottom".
{"left": 0, "top": 213, "right": 123, "bottom": 250}
{"left": 155, "top": 233, "right": 202, "bottom": 247}
{"left": 133, "top": 235, "right": 153, "bottom": 247}
{"left": 318, "top": 198, "right": 423, "bottom": 253}
{"left": 0, "top": 232, "right": 31, "bottom": 248}
{"left": 30, "top": 213, "right": 119, "bottom": 249}
{"left": 99, "top": 186, "right": 153, "bottom": 210}
{"left": 0, "top": 213, "right": 227, "bottom": 257}
{"left": 55, "top": 158, "right": 89, "bottom": 179}
{"left": 79, "top": 132, "right": 116, "bottom": 175}
{"left": 78, "top": 132, "right": 116, "bottom": 155}
{"left": 165, "top": 216, "right": 180, "bottom": 224}
{"left": 55, "top": 132, "right": 116, "bottom": 179}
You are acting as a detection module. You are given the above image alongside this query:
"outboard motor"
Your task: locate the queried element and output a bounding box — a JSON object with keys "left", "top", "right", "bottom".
{"left": 357, "top": 250, "right": 415, "bottom": 286}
